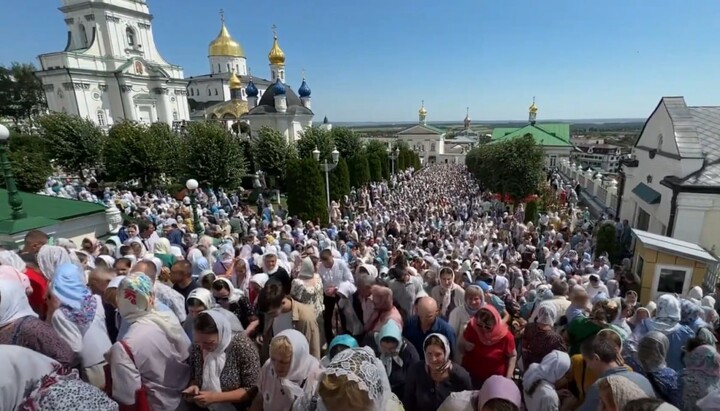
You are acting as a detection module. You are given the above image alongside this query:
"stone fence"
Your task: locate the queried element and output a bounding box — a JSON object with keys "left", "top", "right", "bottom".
{"left": 557, "top": 159, "right": 619, "bottom": 217}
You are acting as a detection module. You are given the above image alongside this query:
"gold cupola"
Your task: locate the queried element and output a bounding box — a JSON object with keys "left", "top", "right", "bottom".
{"left": 418, "top": 100, "right": 427, "bottom": 124}
{"left": 268, "top": 25, "right": 286, "bottom": 66}
{"left": 208, "top": 10, "right": 245, "bottom": 57}
{"left": 228, "top": 70, "right": 242, "bottom": 90}
{"left": 529, "top": 97, "right": 538, "bottom": 125}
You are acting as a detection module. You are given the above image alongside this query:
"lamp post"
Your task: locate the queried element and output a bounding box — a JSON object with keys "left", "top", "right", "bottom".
{"left": 387, "top": 145, "right": 398, "bottom": 175}
{"left": 0, "top": 124, "right": 26, "bottom": 220}
{"left": 185, "top": 178, "right": 202, "bottom": 234}
{"left": 313, "top": 146, "right": 339, "bottom": 224}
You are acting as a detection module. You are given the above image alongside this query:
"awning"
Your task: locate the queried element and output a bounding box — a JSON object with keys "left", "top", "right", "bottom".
{"left": 632, "top": 182, "right": 661, "bottom": 205}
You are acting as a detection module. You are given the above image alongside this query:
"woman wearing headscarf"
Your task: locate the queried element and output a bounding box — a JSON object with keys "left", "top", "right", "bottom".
{"left": 185, "top": 309, "right": 261, "bottom": 410}
{"left": 403, "top": 333, "right": 471, "bottom": 410}
{"left": 290, "top": 256, "right": 324, "bottom": 333}
{"left": 363, "top": 319, "right": 420, "bottom": 399}
{"left": 213, "top": 242, "right": 236, "bottom": 276}
{"left": 492, "top": 274, "right": 521, "bottom": 318}
{"left": 184, "top": 287, "right": 243, "bottom": 340}
{"left": 0, "top": 345, "right": 118, "bottom": 411}
{"left": 478, "top": 375, "right": 522, "bottom": 411}
{"left": 109, "top": 273, "right": 191, "bottom": 410}
{"left": 631, "top": 294, "right": 694, "bottom": 372}
{"left": 461, "top": 305, "right": 516, "bottom": 388}
{"left": 636, "top": 331, "right": 682, "bottom": 407}
{"left": 320, "top": 334, "right": 359, "bottom": 367}
{"left": 193, "top": 256, "right": 211, "bottom": 278}
{"left": 681, "top": 344, "right": 720, "bottom": 410}
{"left": 0, "top": 279, "right": 75, "bottom": 367}
{"left": 567, "top": 299, "right": 622, "bottom": 355}
{"left": 365, "top": 285, "right": 403, "bottom": 334}
{"left": 226, "top": 257, "right": 251, "bottom": 293}
{"left": 48, "top": 263, "right": 111, "bottom": 388}
{"left": 153, "top": 237, "right": 176, "bottom": 268}
{"left": 430, "top": 267, "right": 466, "bottom": 319}
{"left": 251, "top": 329, "right": 323, "bottom": 411}
{"left": 249, "top": 273, "right": 269, "bottom": 309}
{"left": 522, "top": 301, "right": 568, "bottom": 367}
{"left": 681, "top": 299, "right": 717, "bottom": 345}
{"left": 448, "top": 285, "right": 485, "bottom": 354}
{"left": 293, "top": 346, "right": 404, "bottom": 411}
{"left": 523, "top": 350, "right": 571, "bottom": 411}
{"left": 598, "top": 375, "right": 649, "bottom": 411}
{"left": 212, "top": 277, "right": 258, "bottom": 334}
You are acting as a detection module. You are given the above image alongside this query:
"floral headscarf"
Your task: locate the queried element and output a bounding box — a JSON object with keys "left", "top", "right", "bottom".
{"left": 50, "top": 263, "right": 97, "bottom": 333}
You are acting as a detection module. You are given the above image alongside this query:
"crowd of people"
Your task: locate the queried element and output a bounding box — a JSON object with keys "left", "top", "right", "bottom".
{"left": 1, "top": 163, "right": 720, "bottom": 411}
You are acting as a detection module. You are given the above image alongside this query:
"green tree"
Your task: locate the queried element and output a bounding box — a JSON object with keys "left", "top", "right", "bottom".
{"left": 595, "top": 222, "right": 620, "bottom": 264}
{"left": 524, "top": 200, "right": 539, "bottom": 224}
{"left": 347, "top": 153, "right": 370, "bottom": 188}
{"left": 365, "top": 140, "right": 390, "bottom": 180}
{"left": 466, "top": 135, "right": 545, "bottom": 203}
{"left": 38, "top": 112, "right": 104, "bottom": 180}
{"left": 368, "top": 152, "right": 383, "bottom": 182}
{"left": 0, "top": 63, "right": 46, "bottom": 126}
{"left": 4, "top": 133, "right": 53, "bottom": 192}
{"left": 297, "top": 126, "right": 333, "bottom": 160}
{"left": 332, "top": 128, "right": 363, "bottom": 159}
{"left": 252, "top": 127, "right": 293, "bottom": 188}
{"left": 104, "top": 121, "right": 179, "bottom": 187}
{"left": 182, "top": 121, "right": 245, "bottom": 189}
{"left": 329, "top": 157, "right": 350, "bottom": 201}
{"left": 285, "top": 157, "right": 327, "bottom": 223}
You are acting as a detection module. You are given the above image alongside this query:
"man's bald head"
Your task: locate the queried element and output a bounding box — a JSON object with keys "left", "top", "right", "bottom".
{"left": 416, "top": 296, "right": 438, "bottom": 317}
{"left": 132, "top": 261, "right": 157, "bottom": 282}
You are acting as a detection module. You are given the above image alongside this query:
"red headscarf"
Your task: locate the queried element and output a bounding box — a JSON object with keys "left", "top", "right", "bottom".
{"left": 470, "top": 304, "right": 508, "bottom": 346}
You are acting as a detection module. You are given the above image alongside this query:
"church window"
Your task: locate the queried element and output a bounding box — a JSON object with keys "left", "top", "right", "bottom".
{"left": 208, "top": 89, "right": 211, "bottom": 96}
{"left": 126, "top": 27, "right": 136, "bottom": 47}
{"left": 241, "top": 89, "right": 246, "bottom": 98}
{"left": 79, "top": 24, "right": 88, "bottom": 47}
{"left": 657, "top": 134, "right": 663, "bottom": 151}
{"left": 236, "top": 65, "right": 239, "bottom": 73}
{"left": 217, "top": 64, "right": 221, "bottom": 73}
{"left": 195, "top": 88, "right": 199, "bottom": 96}
{"left": 172, "top": 111, "right": 179, "bottom": 121}
{"left": 215, "top": 88, "right": 218, "bottom": 95}
{"left": 97, "top": 111, "right": 106, "bottom": 126}
{"left": 227, "top": 64, "right": 231, "bottom": 72}
{"left": 189, "top": 88, "right": 194, "bottom": 96}
{"left": 430, "top": 143, "right": 436, "bottom": 152}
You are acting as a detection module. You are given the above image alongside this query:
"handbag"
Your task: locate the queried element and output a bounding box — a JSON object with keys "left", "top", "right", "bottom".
{"left": 104, "top": 340, "right": 152, "bottom": 411}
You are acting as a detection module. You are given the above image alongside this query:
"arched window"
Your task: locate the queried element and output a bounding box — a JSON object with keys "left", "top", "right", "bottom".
{"left": 97, "top": 110, "right": 106, "bottom": 126}
{"left": 126, "top": 27, "right": 135, "bottom": 47}
{"left": 215, "top": 88, "right": 218, "bottom": 95}
{"left": 189, "top": 88, "right": 194, "bottom": 96}
{"left": 430, "top": 143, "right": 436, "bottom": 152}
{"left": 208, "top": 89, "right": 211, "bottom": 96}
{"left": 227, "top": 64, "right": 230, "bottom": 72}
{"left": 218, "top": 64, "right": 221, "bottom": 73}
{"left": 79, "top": 24, "right": 88, "bottom": 47}
{"left": 658, "top": 134, "right": 664, "bottom": 151}
{"left": 236, "top": 65, "right": 239, "bottom": 74}
{"left": 172, "top": 111, "right": 179, "bottom": 121}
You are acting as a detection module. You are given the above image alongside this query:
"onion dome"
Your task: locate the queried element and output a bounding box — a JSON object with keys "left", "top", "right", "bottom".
{"left": 529, "top": 98, "right": 538, "bottom": 114}
{"left": 208, "top": 12, "right": 244, "bottom": 57}
{"left": 268, "top": 29, "right": 286, "bottom": 65}
{"left": 228, "top": 71, "right": 242, "bottom": 90}
{"left": 272, "top": 78, "right": 286, "bottom": 95}
{"left": 245, "top": 79, "right": 259, "bottom": 97}
{"left": 298, "top": 79, "right": 311, "bottom": 98}
{"left": 418, "top": 101, "right": 427, "bottom": 116}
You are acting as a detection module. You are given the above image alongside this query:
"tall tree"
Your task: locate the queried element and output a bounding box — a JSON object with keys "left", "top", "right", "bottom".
{"left": 4, "top": 133, "right": 53, "bottom": 192}
{"left": 285, "top": 157, "right": 328, "bottom": 223}
{"left": 38, "top": 112, "right": 104, "bottom": 180}
{"left": 347, "top": 153, "right": 370, "bottom": 188}
{"left": 365, "top": 140, "right": 390, "bottom": 180}
{"left": 0, "top": 63, "right": 46, "bottom": 126}
{"left": 104, "top": 121, "right": 179, "bottom": 187}
{"left": 251, "top": 127, "right": 293, "bottom": 189}
{"left": 297, "top": 126, "right": 333, "bottom": 160}
{"left": 368, "top": 152, "right": 383, "bottom": 182}
{"left": 182, "top": 121, "right": 245, "bottom": 189}
{"left": 466, "top": 134, "right": 545, "bottom": 202}
{"left": 332, "top": 127, "right": 363, "bottom": 159}
{"left": 329, "top": 157, "right": 350, "bottom": 201}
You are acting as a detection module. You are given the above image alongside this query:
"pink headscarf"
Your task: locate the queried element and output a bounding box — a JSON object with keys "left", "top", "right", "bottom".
{"left": 478, "top": 375, "right": 521, "bottom": 409}
{"left": 0, "top": 266, "right": 32, "bottom": 295}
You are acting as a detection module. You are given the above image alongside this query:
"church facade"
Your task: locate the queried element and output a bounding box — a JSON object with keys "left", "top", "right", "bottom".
{"left": 35, "top": 0, "right": 190, "bottom": 128}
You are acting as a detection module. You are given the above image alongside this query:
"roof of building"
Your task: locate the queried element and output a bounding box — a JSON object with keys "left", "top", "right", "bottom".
{"left": 243, "top": 82, "right": 312, "bottom": 116}
{"left": 187, "top": 73, "right": 272, "bottom": 87}
{"left": 397, "top": 123, "right": 445, "bottom": 136}
{"left": 0, "top": 189, "right": 106, "bottom": 234}
{"left": 632, "top": 228, "right": 717, "bottom": 263}
{"left": 491, "top": 123, "right": 572, "bottom": 147}
{"left": 652, "top": 97, "right": 720, "bottom": 187}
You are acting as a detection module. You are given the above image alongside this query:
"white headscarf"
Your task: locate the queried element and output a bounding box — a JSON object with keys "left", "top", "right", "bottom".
{"left": 0, "top": 250, "right": 26, "bottom": 272}
{"left": 0, "top": 345, "right": 58, "bottom": 411}
{"left": 0, "top": 279, "right": 38, "bottom": 327}
{"left": 37, "top": 245, "right": 80, "bottom": 281}
{"left": 535, "top": 301, "right": 558, "bottom": 326}
{"left": 187, "top": 287, "right": 215, "bottom": 310}
{"left": 523, "top": 350, "right": 571, "bottom": 392}
{"left": 201, "top": 309, "right": 234, "bottom": 411}
{"left": 213, "top": 277, "right": 244, "bottom": 303}
{"left": 273, "top": 329, "right": 321, "bottom": 400}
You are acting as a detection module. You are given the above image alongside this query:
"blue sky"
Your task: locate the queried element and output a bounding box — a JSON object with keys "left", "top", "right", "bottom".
{"left": 2, "top": 0, "right": 720, "bottom": 122}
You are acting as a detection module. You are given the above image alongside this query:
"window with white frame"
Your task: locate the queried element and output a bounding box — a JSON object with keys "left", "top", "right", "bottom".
{"left": 652, "top": 264, "right": 692, "bottom": 299}
{"left": 97, "top": 110, "right": 106, "bottom": 126}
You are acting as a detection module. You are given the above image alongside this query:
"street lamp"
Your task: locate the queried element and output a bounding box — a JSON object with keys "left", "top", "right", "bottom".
{"left": 0, "top": 124, "right": 26, "bottom": 220}
{"left": 314, "top": 146, "right": 339, "bottom": 224}
{"left": 387, "top": 145, "right": 398, "bottom": 175}
{"left": 185, "top": 178, "right": 202, "bottom": 234}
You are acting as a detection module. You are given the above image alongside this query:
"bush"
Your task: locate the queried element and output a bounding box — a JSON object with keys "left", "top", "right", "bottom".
{"left": 525, "top": 200, "right": 539, "bottom": 224}
{"left": 329, "top": 157, "right": 350, "bottom": 201}
{"left": 595, "top": 222, "right": 620, "bottom": 264}
{"left": 285, "top": 157, "right": 328, "bottom": 223}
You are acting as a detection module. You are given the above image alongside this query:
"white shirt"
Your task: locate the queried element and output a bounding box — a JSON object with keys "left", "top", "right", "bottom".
{"left": 110, "top": 321, "right": 190, "bottom": 411}
{"left": 52, "top": 295, "right": 112, "bottom": 367}
{"left": 318, "top": 258, "right": 354, "bottom": 293}
{"left": 524, "top": 380, "right": 560, "bottom": 411}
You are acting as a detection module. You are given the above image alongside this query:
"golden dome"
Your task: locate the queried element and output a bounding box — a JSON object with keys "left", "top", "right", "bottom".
{"left": 418, "top": 101, "right": 427, "bottom": 115}
{"left": 209, "top": 13, "right": 245, "bottom": 57}
{"left": 529, "top": 98, "right": 538, "bottom": 113}
{"left": 268, "top": 28, "right": 285, "bottom": 66}
{"left": 228, "top": 71, "right": 242, "bottom": 89}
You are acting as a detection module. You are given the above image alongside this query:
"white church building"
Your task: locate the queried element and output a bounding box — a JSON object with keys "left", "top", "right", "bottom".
{"left": 35, "top": 0, "right": 190, "bottom": 127}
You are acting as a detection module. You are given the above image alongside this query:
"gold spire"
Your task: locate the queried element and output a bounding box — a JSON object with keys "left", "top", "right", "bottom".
{"left": 268, "top": 25, "right": 286, "bottom": 66}
{"left": 418, "top": 100, "right": 427, "bottom": 116}
{"left": 228, "top": 69, "right": 242, "bottom": 90}
{"left": 529, "top": 96, "right": 538, "bottom": 113}
{"left": 209, "top": 9, "right": 245, "bottom": 57}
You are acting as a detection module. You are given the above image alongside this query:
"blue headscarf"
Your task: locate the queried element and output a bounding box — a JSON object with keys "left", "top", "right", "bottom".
{"left": 192, "top": 256, "right": 210, "bottom": 277}
{"left": 681, "top": 299, "right": 708, "bottom": 332}
{"left": 376, "top": 320, "right": 404, "bottom": 376}
{"left": 328, "top": 334, "right": 359, "bottom": 359}
{"left": 50, "top": 263, "right": 97, "bottom": 332}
